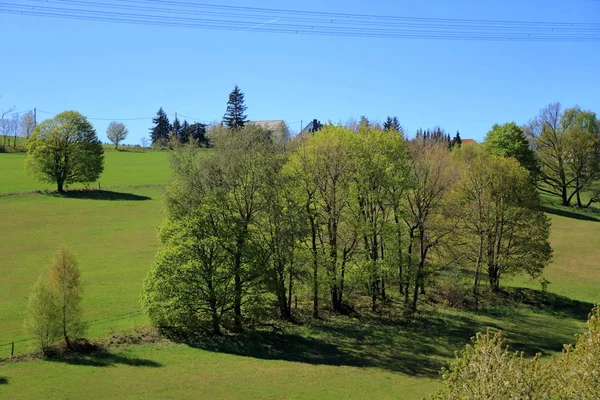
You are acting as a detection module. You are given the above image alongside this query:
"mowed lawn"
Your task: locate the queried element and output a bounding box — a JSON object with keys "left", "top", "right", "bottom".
{"left": 0, "top": 149, "right": 170, "bottom": 194}
{"left": 1, "top": 149, "right": 599, "bottom": 399}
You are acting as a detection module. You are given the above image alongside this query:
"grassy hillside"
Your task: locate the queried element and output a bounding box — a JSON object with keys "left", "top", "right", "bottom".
{"left": 0, "top": 149, "right": 170, "bottom": 194}
{"left": 0, "top": 149, "right": 598, "bottom": 399}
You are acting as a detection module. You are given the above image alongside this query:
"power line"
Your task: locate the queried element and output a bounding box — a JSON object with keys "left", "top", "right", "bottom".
{"left": 1, "top": 1, "right": 598, "bottom": 41}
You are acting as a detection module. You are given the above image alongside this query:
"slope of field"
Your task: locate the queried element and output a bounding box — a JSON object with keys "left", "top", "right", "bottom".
{"left": 0, "top": 149, "right": 170, "bottom": 194}
{"left": 0, "top": 149, "right": 598, "bottom": 399}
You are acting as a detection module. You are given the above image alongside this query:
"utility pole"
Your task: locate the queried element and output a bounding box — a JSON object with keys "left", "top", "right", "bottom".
{"left": 33, "top": 107, "right": 37, "bottom": 128}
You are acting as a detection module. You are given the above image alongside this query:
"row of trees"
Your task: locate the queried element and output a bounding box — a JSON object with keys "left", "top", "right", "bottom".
{"left": 436, "top": 305, "right": 600, "bottom": 399}
{"left": 0, "top": 109, "right": 35, "bottom": 151}
{"left": 142, "top": 120, "right": 552, "bottom": 334}
{"left": 150, "top": 108, "right": 209, "bottom": 147}
{"left": 149, "top": 85, "right": 248, "bottom": 147}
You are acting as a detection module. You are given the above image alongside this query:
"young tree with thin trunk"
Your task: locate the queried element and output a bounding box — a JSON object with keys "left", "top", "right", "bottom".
{"left": 23, "top": 276, "right": 61, "bottom": 354}
{"left": 257, "top": 152, "right": 307, "bottom": 320}
{"left": 106, "top": 121, "right": 128, "bottom": 149}
{"left": 285, "top": 139, "right": 323, "bottom": 318}
{"left": 210, "top": 124, "right": 275, "bottom": 330}
{"left": 20, "top": 111, "right": 35, "bottom": 139}
{"left": 48, "top": 248, "right": 86, "bottom": 351}
{"left": 308, "top": 125, "right": 355, "bottom": 313}
{"left": 349, "top": 126, "right": 411, "bottom": 311}
{"left": 404, "top": 140, "right": 458, "bottom": 312}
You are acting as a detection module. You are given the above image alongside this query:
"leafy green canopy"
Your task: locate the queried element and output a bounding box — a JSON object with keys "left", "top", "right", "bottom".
{"left": 26, "top": 110, "right": 104, "bottom": 192}
{"left": 483, "top": 122, "right": 536, "bottom": 173}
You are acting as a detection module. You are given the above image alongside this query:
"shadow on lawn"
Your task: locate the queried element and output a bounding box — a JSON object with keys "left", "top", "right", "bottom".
{"left": 169, "top": 286, "right": 593, "bottom": 376}
{"left": 169, "top": 312, "right": 495, "bottom": 378}
{"left": 541, "top": 205, "right": 600, "bottom": 222}
{"left": 51, "top": 190, "right": 151, "bottom": 201}
{"left": 47, "top": 351, "right": 162, "bottom": 368}
{"left": 0, "top": 377, "right": 8, "bottom": 385}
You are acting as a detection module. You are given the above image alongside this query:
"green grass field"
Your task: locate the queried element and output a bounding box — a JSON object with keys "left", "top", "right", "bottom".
{"left": 0, "top": 149, "right": 170, "bottom": 194}
{"left": 0, "top": 150, "right": 598, "bottom": 399}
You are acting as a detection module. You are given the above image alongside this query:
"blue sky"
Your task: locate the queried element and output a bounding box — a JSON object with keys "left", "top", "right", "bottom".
{"left": 1, "top": 0, "right": 599, "bottom": 144}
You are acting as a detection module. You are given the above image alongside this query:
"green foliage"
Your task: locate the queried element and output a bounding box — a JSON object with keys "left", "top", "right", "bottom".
{"left": 49, "top": 247, "right": 86, "bottom": 350}
{"left": 453, "top": 147, "right": 552, "bottom": 293}
{"left": 554, "top": 305, "right": 600, "bottom": 399}
{"left": 222, "top": 85, "right": 248, "bottom": 129}
{"left": 26, "top": 110, "right": 104, "bottom": 192}
{"left": 437, "top": 305, "right": 600, "bottom": 399}
{"left": 436, "top": 331, "right": 552, "bottom": 400}
{"left": 23, "top": 276, "right": 61, "bottom": 354}
{"left": 527, "top": 103, "right": 600, "bottom": 206}
{"left": 23, "top": 248, "right": 86, "bottom": 353}
{"left": 483, "top": 122, "right": 536, "bottom": 173}
{"left": 143, "top": 146, "right": 233, "bottom": 334}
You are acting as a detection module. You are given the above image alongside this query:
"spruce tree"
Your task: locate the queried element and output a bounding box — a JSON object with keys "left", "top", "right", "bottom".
{"left": 150, "top": 107, "right": 171, "bottom": 146}
{"left": 171, "top": 116, "right": 182, "bottom": 142}
{"left": 451, "top": 131, "right": 462, "bottom": 148}
{"left": 190, "top": 122, "right": 209, "bottom": 147}
{"left": 223, "top": 85, "right": 248, "bottom": 129}
{"left": 180, "top": 120, "right": 190, "bottom": 144}
{"left": 384, "top": 116, "right": 402, "bottom": 133}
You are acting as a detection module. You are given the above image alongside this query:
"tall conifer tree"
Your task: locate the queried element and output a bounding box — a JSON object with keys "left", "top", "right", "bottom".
{"left": 150, "top": 107, "right": 171, "bottom": 145}
{"left": 223, "top": 85, "right": 248, "bottom": 129}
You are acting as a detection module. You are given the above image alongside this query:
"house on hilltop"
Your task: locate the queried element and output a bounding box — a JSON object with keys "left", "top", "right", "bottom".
{"left": 295, "top": 119, "right": 323, "bottom": 140}
{"left": 249, "top": 120, "right": 291, "bottom": 142}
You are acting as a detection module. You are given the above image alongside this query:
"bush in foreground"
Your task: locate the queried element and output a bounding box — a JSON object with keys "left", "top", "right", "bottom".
{"left": 435, "top": 305, "right": 600, "bottom": 399}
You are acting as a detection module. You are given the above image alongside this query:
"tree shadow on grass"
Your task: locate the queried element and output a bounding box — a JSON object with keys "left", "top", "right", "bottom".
{"left": 0, "top": 377, "right": 8, "bottom": 385}
{"left": 503, "top": 288, "right": 594, "bottom": 321}
{"left": 46, "top": 351, "right": 162, "bottom": 368}
{"left": 168, "top": 312, "right": 496, "bottom": 378}
{"left": 50, "top": 190, "right": 151, "bottom": 201}
{"left": 541, "top": 205, "right": 600, "bottom": 222}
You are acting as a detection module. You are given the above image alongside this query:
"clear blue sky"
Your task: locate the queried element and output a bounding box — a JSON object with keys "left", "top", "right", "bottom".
{"left": 1, "top": 0, "right": 599, "bottom": 144}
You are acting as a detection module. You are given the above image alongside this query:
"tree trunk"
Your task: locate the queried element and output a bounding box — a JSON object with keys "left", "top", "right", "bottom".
{"left": 57, "top": 180, "right": 64, "bottom": 193}
{"left": 561, "top": 185, "right": 569, "bottom": 206}
{"left": 309, "top": 211, "right": 319, "bottom": 318}
{"left": 233, "top": 240, "right": 243, "bottom": 332}
{"left": 474, "top": 235, "right": 485, "bottom": 311}
{"left": 405, "top": 228, "right": 415, "bottom": 305}
{"left": 208, "top": 279, "right": 221, "bottom": 335}
{"left": 287, "top": 267, "right": 293, "bottom": 319}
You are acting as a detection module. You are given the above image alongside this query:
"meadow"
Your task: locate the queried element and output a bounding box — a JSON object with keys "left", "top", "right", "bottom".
{"left": 0, "top": 148, "right": 598, "bottom": 398}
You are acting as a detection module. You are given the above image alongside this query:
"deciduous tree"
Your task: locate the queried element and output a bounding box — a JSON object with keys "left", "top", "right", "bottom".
{"left": 483, "top": 122, "right": 536, "bottom": 173}
{"left": 49, "top": 248, "right": 86, "bottom": 351}
{"left": 106, "top": 121, "right": 128, "bottom": 149}
{"left": 26, "top": 111, "right": 104, "bottom": 192}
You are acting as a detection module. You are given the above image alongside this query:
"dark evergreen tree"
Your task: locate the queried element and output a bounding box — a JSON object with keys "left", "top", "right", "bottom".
{"left": 180, "top": 120, "right": 191, "bottom": 144}
{"left": 223, "top": 85, "right": 248, "bottom": 129}
{"left": 451, "top": 131, "right": 462, "bottom": 148}
{"left": 359, "top": 115, "right": 370, "bottom": 129}
{"left": 171, "top": 116, "right": 182, "bottom": 142}
{"left": 150, "top": 107, "right": 171, "bottom": 146}
{"left": 384, "top": 116, "right": 402, "bottom": 132}
{"left": 190, "top": 122, "right": 209, "bottom": 147}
